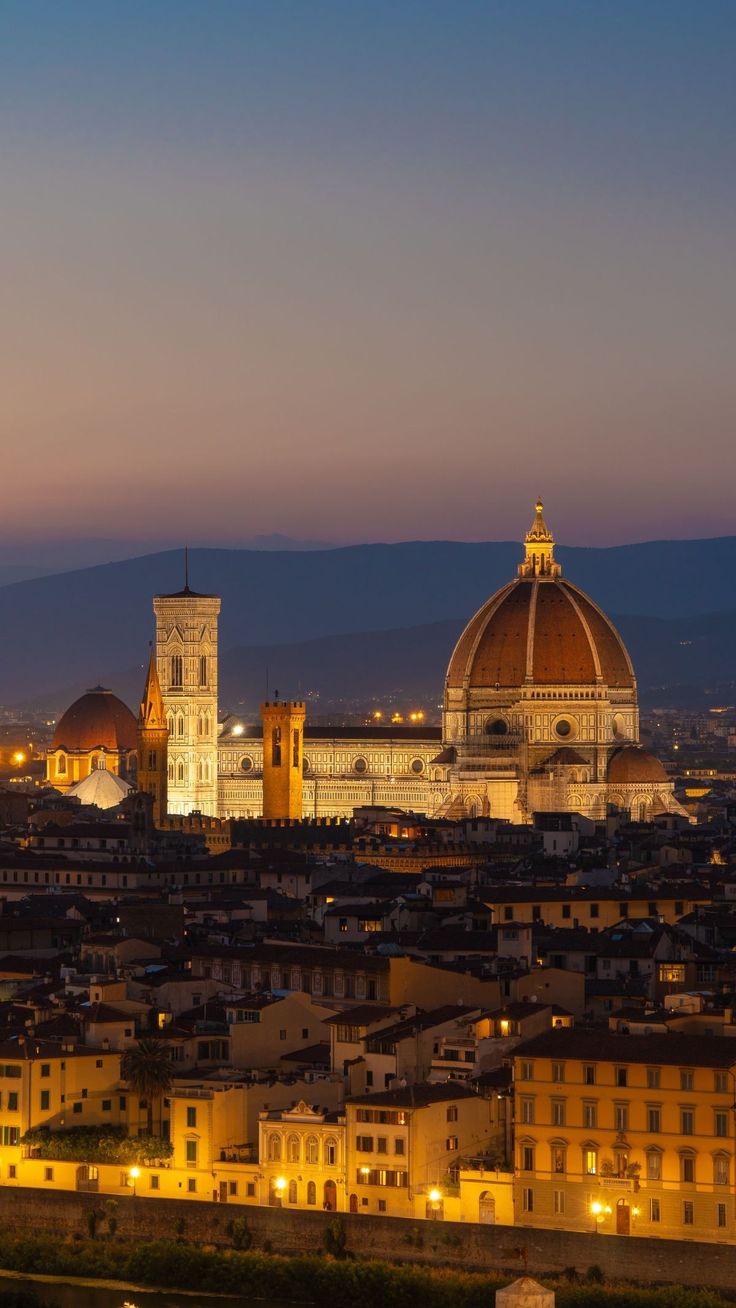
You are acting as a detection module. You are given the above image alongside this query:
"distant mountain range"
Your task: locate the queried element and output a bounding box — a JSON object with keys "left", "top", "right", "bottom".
{"left": 0, "top": 534, "right": 336, "bottom": 586}
{"left": 3, "top": 536, "right": 736, "bottom": 709}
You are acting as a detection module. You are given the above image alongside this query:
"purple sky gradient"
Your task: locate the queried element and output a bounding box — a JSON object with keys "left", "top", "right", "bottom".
{"left": 1, "top": 2, "right": 734, "bottom": 548}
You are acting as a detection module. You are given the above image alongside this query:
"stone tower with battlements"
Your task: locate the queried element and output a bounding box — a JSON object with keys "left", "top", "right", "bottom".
{"left": 261, "top": 699, "right": 306, "bottom": 820}
{"left": 153, "top": 564, "right": 221, "bottom": 816}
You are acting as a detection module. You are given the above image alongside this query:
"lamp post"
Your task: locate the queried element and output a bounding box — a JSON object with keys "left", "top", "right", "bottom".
{"left": 129, "top": 1166, "right": 140, "bottom": 1197}
{"left": 428, "top": 1186, "right": 443, "bottom": 1220}
{"left": 591, "top": 1200, "right": 603, "bottom": 1233}
{"left": 274, "top": 1175, "right": 286, "bottom": 1207}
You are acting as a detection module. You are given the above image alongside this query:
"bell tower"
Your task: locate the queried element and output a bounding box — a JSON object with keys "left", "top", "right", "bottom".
{"left": 137, "top": 649, "right": 169, "bottom": 826}
{"left": 153, "top": 558, "right": 221, "bottom": 816}
{"left": 261, "top": 698, "right": 305, "bottom": 820}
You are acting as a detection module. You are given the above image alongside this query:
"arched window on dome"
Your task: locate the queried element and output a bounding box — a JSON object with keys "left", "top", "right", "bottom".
{"left": 57, "top": 754, "right": 67, "bottom": 776}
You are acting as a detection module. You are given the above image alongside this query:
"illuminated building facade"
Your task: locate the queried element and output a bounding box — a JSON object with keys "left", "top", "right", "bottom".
{"left": 153, "top": 583, "right": 221, "bottom": 817}
{"left": 506, "top": 1030, "right": 736, "bottom": 1243}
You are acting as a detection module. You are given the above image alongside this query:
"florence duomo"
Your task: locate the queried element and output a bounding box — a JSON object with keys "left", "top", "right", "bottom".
{"left": 45, "top": 502, "right": 684, "bottom": 826}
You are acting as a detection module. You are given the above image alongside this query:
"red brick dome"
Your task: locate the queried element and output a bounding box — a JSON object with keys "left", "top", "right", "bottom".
{"left": 52, "top": 687, "right": 137, "bottom": 752}
{"left": 447, "top": 503, "right": 635, "bottom": 693}
{"left": 607, "top": 746, "right": 668, "bottom": 785}
{"left": 446, "top": 577, "right": 635, "bottom": 690}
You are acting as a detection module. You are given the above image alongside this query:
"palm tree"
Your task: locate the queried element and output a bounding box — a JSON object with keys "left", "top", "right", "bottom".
{"left": 121, "top": 1038, "right": 172, "bottom": 1135}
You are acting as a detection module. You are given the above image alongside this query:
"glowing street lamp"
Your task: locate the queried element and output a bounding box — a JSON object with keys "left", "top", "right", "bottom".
{"left": 128, "top": 1166, "right": 140, "bottom": 1197}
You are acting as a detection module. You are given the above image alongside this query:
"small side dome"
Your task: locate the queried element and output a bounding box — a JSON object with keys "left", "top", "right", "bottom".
{"left": 607, "top": 746, "right": 668, "bottom": 785}
{"left": 52, "top": 687, "right": 137, "bottom": 752}
{"left": 66, "top": 770, "right": 132, "bottom": 810}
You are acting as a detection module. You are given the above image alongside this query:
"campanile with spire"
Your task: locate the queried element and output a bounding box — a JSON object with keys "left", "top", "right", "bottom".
{"left": 137, "top": 649, "right": 169, "bottom": 825}
{"left": 153, "top": 553, "right": 221, "bottom": 816}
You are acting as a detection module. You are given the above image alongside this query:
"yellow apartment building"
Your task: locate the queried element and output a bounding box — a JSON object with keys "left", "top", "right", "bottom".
{"left": 482, "top": 888, "right": 711, "bottom": 931}
{"left": 508, "top": 1029, "right": 736, "bottom": 1243}
{"left": 0, "top": 1037, "right": 124, "bottom": 1185}
{"left": 224, "top": 992, "right": 337, "bottom": 1070}
{"left": 344, "top": 1082, "right": 497, "bottom": 1219}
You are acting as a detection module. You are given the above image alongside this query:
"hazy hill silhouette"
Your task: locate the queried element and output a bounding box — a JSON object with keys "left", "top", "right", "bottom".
{"left": 3, "top": 536, "right": 736, "bottom": 705}
{"left": 217, "top": 610, "right": 736, "bottom": 713}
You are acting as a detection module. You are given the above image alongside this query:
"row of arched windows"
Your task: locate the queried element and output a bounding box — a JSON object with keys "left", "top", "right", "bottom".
{"left": 267, "top": 1133, "right": 338, "bottom": 1165}
{"left": 168, "top": 653, "right": 211, "bottom": 689}
{"left": 519, "top": 1139, "right": 732, "bottom": 1186}
{"left": 166, "top": 710, "right": 214, "bottom": 739}
{"left": 274, "top": 1179, "right": 319, "bottom": 1205}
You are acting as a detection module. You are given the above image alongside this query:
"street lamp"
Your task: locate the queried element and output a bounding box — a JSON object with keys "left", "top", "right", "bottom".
{"left": 428, "top": 1187, "right": 443, "bottom": 1219}
{"left": 274, "top": 1175, "right": 286, "bottom": 1206}
{"left": 128, "top": 1166, "right": 140, "bottom": 1197}
{"left": 591, "top": 1200, "right": 603, "bottom": 1232}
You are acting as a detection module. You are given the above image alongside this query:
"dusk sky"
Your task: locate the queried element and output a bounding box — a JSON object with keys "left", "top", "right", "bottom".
{"left": 1, "top": 1, "right": 734, "bottom": 549}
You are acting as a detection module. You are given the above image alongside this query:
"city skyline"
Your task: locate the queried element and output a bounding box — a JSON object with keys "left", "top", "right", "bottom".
{"left": 1, "top": 1, "right": 734, "bottom": 548}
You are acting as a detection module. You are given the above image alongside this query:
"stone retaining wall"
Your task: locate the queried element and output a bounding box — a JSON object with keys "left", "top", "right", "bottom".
{"left": 0, "top": 1187, "right": 734, "bottom": 1291}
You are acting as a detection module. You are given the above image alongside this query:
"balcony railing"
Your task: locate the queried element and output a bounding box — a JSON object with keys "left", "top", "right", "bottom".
{"left": 459, "top": 1155, "right": 512, "bottom": 1175}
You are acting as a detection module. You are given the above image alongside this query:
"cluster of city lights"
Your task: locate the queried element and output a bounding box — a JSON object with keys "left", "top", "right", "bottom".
{"left": 371, "top": 710, "right": 425, "bottom": 724}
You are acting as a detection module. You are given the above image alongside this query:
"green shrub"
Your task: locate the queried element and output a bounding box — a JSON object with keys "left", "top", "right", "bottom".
{"left": 0, "top": 1231, "right": 732, "bottom": 1308}
{"left": 231, "top": 1217, "right": 252, "bottom": 1250}
{"left": 21, "top": 1125, "right": 172, "bottom": 1165}
{"left": 324, "top": 1218, "right": 348, "bottom": 1259}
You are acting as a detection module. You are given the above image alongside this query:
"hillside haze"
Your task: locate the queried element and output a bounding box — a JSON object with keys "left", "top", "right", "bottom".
{"left": 3, "top": 536, "right": 736, "bottom": 707}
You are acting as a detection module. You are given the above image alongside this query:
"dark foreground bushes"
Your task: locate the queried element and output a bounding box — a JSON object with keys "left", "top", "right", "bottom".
{"left": 0, "top": 1232, "right": 732, "bottom": 1308}
{"left": 0, "top": 1291, "right": 55, "bottom": 1308}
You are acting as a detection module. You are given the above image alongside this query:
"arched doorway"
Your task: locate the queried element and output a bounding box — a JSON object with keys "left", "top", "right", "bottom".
{"left": 323, "top": 1179, "right": 337, "bottom": 1211}
{"left": 616, "top": 1199, "right": 630, "bottom": 1235}
{"left": 479, "top": 1191, "right": 496, "bottom": 1224}
{"left": 349, "top": 1193, "right": 358, "bottom": 1213}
